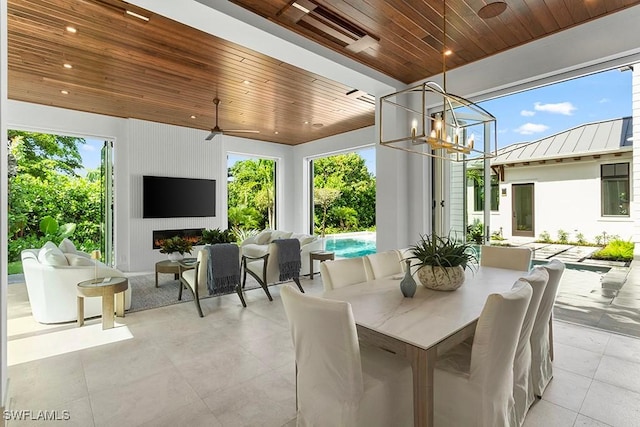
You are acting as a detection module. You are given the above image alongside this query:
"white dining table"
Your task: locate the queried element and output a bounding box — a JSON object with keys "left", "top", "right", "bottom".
{"left": 322, "top": 266, "right": 528, "bottom": 427}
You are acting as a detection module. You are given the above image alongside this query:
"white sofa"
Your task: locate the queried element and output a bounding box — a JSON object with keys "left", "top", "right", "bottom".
{"left": 21, "top": 240, "right": 132, "bottom": 324}
{"left": 240, "top": 230, "right": 323, "bottom": 276}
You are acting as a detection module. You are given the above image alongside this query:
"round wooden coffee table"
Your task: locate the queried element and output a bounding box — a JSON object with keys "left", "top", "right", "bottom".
{"left": 77, "top": 277, "right": 128, "bottom": 330}
{"left": 309, "top": 250, "right": 335, "bottom": 279}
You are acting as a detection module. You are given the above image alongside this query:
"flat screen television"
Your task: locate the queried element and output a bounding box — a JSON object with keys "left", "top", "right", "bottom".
{"left": 143, "top": 175, "right": 216, "bottom": 218}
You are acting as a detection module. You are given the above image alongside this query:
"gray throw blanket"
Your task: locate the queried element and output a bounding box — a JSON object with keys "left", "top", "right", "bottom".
{"left": 206, "top": 244, "right": 240, "bottom": 295}
{"left": 274, "top": 238, "right": 301, "bottom": 281}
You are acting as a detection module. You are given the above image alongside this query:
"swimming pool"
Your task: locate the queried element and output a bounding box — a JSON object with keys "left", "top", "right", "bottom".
{"left": 324, "top": 234, "right": 377, "bottom": 258}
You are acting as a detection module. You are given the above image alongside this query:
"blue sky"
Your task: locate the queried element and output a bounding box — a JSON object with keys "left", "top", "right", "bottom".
{"left": 81, "top": 68, "right": 632, "bottom": 176}
{"left": 479, "top": 68, "right": 632, "bottom": 148}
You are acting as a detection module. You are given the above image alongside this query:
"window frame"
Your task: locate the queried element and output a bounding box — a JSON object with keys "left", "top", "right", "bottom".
{"left": 600, "top": 162, "right": 630, "bottom": 217}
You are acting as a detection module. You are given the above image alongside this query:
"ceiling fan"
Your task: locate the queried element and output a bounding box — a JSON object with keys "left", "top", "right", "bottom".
{"left": 205, "top": 98, "right": 259, "bottom": 140}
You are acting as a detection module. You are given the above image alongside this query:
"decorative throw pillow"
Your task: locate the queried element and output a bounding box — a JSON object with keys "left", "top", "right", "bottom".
{"left": 58, "top": 238, "right": 77, "bottom": 254}
{"left": 255, "top": 230, "right": 272, "bottom": 245}
{"left": 38, "top": 241, "right": 69, "bottom": 266}
{"left": 270, "top": 230, "right": 293, "bottom": 241}
{"left": 65, "top": 253, "right": 95, "bottom": 266}
{"left": 299, "top": 236, "right": 317, "bottom": 246}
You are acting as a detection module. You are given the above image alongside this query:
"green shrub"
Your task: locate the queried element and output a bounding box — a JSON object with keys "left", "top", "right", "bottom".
{"left": 557, "top": 229, "right": 568, "bottom": 244}
{"left": 591, "top": 239, "right": 634, "bottom": 262}
{"left": 575, "top": 232, "right": 587, "bottom": 245}
{"left": 466, "top": 220, "right": 484, "bottom": 244}
{"left": 537, "top": 231, "right": 551, "bottom": 243}
{"left": 201, "top": 228, "right": 236, "bottom": 244}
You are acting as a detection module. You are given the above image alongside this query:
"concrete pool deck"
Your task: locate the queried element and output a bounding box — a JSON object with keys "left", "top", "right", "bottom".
{"left": 498, "top": 238, "right": 639, "bottom": 338}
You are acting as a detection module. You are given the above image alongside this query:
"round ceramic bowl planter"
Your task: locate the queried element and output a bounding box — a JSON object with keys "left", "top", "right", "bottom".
{"left": 167, "top": 252, "right": 184, "bottom": 262}
{"left": 417, "top": 265, "right": 465, "bottom": 291}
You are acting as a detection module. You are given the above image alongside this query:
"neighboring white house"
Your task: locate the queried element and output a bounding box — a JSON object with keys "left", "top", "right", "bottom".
{"left": 467, "top": 116, "right": 633, "bottom": 243}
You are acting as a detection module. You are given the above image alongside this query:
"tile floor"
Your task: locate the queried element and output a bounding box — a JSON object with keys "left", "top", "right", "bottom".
{"left": 6, "top": 275, "right": 640, "bottom": 426}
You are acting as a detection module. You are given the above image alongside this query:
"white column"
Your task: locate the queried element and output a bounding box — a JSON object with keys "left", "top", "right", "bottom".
{"left": 633, "top": 63, "right": 640, "bottom": 259}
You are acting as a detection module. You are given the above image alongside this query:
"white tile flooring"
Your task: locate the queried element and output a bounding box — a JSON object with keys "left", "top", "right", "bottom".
{"left": 6, "top": 275, "right": 640, "bottom": 426}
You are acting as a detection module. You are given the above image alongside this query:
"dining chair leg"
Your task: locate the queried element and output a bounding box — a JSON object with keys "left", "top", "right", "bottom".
{"left": 178, "top": 281, "right": 184, "bottom": 300}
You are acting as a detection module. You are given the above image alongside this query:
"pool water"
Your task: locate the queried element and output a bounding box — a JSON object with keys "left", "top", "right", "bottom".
{"left": 324, "top": 237, "right": 376, "bottom": 258}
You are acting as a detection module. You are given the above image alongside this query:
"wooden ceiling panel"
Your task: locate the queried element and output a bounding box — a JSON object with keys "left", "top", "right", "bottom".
{"left": 8, "top": 0, "right": 640, "bottom": 146}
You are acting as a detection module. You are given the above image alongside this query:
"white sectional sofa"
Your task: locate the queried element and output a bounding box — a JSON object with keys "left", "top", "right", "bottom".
{"left": 240, "top": 230, "right": 323, "bottom": 276}
{"left": 21, "top": 240, "right": 132, "bottom": 324}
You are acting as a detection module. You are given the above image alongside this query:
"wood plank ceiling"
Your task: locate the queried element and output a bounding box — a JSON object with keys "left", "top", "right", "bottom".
{"left": 8, "top": 0, "right": 640, "bottom": 145}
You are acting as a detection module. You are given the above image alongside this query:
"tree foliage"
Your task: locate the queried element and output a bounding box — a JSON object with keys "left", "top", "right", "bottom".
{"left": 227, "top": 159, "right": 275, "bottom": 230}
{"left": 7, "top": 131, "right": 100, "bottom": 262}
{"left": 313, "top": 153, "right": 376, "bottom": 234}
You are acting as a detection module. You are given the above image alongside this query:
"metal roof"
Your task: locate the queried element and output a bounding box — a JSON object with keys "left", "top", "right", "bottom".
{"left": 491, "top": 117, "right": 633, "bottom": 165}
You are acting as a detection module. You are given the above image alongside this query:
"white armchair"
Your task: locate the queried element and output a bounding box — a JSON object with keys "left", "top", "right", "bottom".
{"left": 240, "top": 229, "right": 322, "bottom": 275}
{"left": 242, "top": 240, "right": 305, "bottom": 300}
{"left": 21, "top": 245, "right": 132, "bottom": 324}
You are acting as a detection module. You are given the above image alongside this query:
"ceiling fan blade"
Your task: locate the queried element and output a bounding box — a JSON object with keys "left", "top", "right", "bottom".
{"left": 205, "top": 132, "right": 216, "bottom": 141}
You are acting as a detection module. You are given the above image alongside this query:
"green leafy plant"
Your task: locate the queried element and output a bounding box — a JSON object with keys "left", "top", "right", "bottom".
{"left": 159, "top": 236, "right": 193, "bottom": 255}
{"left": 591, "top": 239, "right": 634, "bottom": 262}
{"left": 466, "top": 219, "right": 484, "bottom": 244}
{"left": 201, "top": 228, "right": 237, "bottom": 245}
{"left": 232, "top": 227, "right": 259, "bottom": 243}
{"left": 575, "top": 232, "right": 588, "bottom": 245}
{"left": 557, "top": 229, "right": 568, "bottom": 244}
{"left": 538, "top": 231, "right": 552, "bottom": 243}
{"left": 409, "top": 233, "right": 478, "bottom": 272}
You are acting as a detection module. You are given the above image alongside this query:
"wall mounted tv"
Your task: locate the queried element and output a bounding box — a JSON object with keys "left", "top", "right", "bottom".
{"left": 143, "top": 175, "right": 216, "bottom": 218}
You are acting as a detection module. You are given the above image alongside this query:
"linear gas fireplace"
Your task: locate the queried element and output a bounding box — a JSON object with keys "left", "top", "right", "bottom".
{"left": 153, "top": 228, "right": 204, "bottom": 249}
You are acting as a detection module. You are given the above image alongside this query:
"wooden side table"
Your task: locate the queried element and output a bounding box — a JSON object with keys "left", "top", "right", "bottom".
{"left": 309, "top": 251, "right": 335, "bottom": 279}
{"left": 77, "top": 277, "right": 128, "bottom": 330}
{"left": 155, "top": 260, "right": 180, "bottom": 287}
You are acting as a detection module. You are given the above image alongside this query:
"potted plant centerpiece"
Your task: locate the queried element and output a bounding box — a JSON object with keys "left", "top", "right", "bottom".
{"left": 201, "top": 228, "right": 237, "bottom": 245}
{"left": 159, "top": 236, "right": 193, "bottom": 261}
{"left": 409, "top": 233, "right": 478, "bottom": 291}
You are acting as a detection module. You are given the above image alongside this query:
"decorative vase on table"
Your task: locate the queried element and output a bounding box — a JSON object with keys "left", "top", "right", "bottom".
{"left": 167, "top": 252, "right": 184, "bottom": 262}
{"left": 417, "top": 265, "right": 465, "bottom": 291}
{"left": 400, "top": 259, "right": 417, "bottom": 298}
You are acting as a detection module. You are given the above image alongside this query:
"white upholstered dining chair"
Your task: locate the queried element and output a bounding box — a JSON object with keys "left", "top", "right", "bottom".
{"left": 319, "top": 257, "right": 370, "bottom": 292}
{"left": 530, "top": 259, "right": 566, "bottom": 397}
{"left": 364, "top": 250, "right": 403, "bottom": 279}
{"left": 480, "top": 245, "right": 533, "bottom": 271}
{"left": 512, "top": 266, "right": 549, "bottom": 426}
{"left": 434, "top": 280, "right": 532, "bottom": 427}
{"left": 280, "top": 285, "right": 413, "bottom": 426}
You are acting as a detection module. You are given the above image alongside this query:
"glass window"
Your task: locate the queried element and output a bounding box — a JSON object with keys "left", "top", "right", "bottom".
{"left": 472, "top": 174, "right": 499, "bottom": 212}
{"left": 601, "top": 162, "right": 629, "bottom": 216}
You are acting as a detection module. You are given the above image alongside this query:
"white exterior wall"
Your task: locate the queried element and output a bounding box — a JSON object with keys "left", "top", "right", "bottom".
{"left": 489, "top": 156, "right": 634, "bottom": 242}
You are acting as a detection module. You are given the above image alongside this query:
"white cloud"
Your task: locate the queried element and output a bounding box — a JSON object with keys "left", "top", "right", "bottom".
{"left": 80, "top": 144, "right": 96, "bottom": 152}
{"left": 515, "top": 123, "right": 549, "bottom": 135}
{"left": 534, "top": 101, "right": 576, "bottom": 115}
{"left": 599, "top": 98, "right": 610, "bottom": 104}
{"left": 520, "top": 110, "right": 535, "bottom": 117}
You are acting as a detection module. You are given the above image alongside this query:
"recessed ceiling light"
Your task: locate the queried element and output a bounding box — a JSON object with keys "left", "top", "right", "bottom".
{"left": 63, "top": 63, "right": 72, "bottom": 69}
{"left": 60, "top": 90, "right": 69, "bottom": 95}
{"left": 65, "top": 26, "right": 77, "bottom": 34}
{"left": 243, "top": 80, "right": 251, "bottom": 84}
{"left": 190, "top": 115, "right": 196, "bottom": 119}
{"left": 304, "top": 121, "right": 309, "bottom": 124}
{"left": 292, "top": 2, "right": 311, "bottom": 14}
{"left": 274, "top": 131, "right": 279, "bottom": 135}
{"left": 312, "top": 123, "right": 324, "bottom": 128}
{"left": 444, "top": 49, "right": 453, "bottom": 56}
{"left": 478, "top": 1, "right": 507, "bottom": 19}
{"left": 125, "top": 10, "right": 150, "bottom": 21}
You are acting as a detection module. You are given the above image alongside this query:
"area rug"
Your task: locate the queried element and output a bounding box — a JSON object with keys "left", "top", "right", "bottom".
{"left": 126, "top": 273, "right": 262, "bottom": 313}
